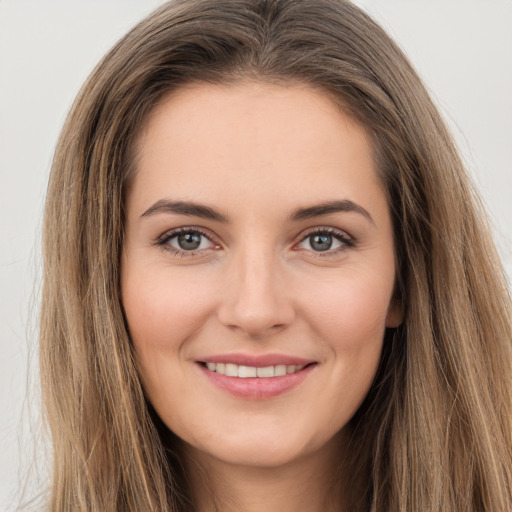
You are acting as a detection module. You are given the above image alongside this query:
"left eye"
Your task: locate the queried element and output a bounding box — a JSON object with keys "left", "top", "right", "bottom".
{"left": 297, "top": 231, "right": 352, "bottom": 252}
{"left": 164, "top": 230, "right": 215, "bottom": 252}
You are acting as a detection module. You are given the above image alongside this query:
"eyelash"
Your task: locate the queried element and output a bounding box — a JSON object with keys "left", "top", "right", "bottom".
{"left": 297, "top": 227, "right": 355, "bottom": 257}
{"left": 155, "top": 227, "right": 217, "bottom": 257}
{"left": 155, "top": 226, "right": 356, "bottom": 258}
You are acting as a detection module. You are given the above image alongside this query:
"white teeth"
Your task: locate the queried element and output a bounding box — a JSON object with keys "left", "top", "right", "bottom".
{"left": 225, "top": 363, "right": 238, "bottom": 377}
{"left": 204, "top": 362, "right": 306, "bottom": 377}
{"left": 238, "top": 365, "right": 258, "bottom": 378}
{"left": 256, "top": 366, "right": 274, "bottom": 378}
{"left": 274, "top": 364, "right": 287, "bottom": 377}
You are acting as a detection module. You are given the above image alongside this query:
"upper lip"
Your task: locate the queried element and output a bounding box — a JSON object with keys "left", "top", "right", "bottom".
{"left": 198, "top": 353, "right": 315, "bottom": 367}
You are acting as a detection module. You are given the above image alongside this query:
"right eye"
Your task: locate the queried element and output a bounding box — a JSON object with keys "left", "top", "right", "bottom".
{"left": 157, "top": 228, "right": 217, "bottom": 255}
{"left": 294, "top": 227, "right": 355, "bottom": 256}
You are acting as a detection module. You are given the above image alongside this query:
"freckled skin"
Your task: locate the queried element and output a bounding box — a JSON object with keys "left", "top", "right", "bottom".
{"left": 121, "top": 82, "right": 401, "bottom": 472}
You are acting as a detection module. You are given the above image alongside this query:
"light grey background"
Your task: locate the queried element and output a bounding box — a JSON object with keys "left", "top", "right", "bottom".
{"left": 1, "top": 1, "right": 511, "bottom": 509}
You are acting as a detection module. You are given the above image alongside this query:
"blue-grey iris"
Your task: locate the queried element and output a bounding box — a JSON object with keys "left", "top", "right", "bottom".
{"left": 310, "top": 234, "right": 332, "bottom": 251}
{"left": 178, "top": 232, "right": 202, "bottom": 250}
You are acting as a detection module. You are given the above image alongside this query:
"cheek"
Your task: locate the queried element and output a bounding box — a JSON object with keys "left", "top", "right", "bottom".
{"left": 121, "top": 265, "right": 216, "bottom": 401}
{"left": 297, "top": 270, "right": 393, "bottom": 417}
{"left": 122, "top": 266, "right": 213, "bottom": 349}
{"left": 121, "top": 266, "right": 218, "bottom": 422}
{"left": 303, "top": 269, "right": 393, "bottom": 346}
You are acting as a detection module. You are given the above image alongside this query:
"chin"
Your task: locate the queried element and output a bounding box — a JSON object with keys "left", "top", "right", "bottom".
{"left": 182, "top": 421, "right": 341, "bottom": 470}
{"left": 201, "top": 441, "right": 307, "bottom": 469}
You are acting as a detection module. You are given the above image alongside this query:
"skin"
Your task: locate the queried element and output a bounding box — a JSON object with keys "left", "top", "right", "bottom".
{"left": 121, "top": 81, "right": 401, "bottom": 512}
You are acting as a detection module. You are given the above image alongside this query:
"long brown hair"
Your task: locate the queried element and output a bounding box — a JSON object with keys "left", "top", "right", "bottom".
{"left": 40, "top": 0, "right": 512, "bottom": 510}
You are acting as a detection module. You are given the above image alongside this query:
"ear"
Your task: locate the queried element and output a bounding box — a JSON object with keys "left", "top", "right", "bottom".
{"left": 385, "top": 299, "right": 404, "bottom": 328}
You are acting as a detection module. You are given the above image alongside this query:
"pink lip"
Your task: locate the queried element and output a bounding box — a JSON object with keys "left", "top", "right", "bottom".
{"left": 198, "top": 353, "right": 313, "bottom": 367}
{"left": 196, "top": 354, "right": 317, "bottom": 400}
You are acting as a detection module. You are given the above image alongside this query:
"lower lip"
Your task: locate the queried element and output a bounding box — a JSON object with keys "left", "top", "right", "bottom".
{"left": 198, "top": 363, "right": 316, "bottom": 399}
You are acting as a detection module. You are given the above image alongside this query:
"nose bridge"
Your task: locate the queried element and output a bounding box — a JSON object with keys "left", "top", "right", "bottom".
{"left": 218, "top": 237, "right": 294, "bottom": 337}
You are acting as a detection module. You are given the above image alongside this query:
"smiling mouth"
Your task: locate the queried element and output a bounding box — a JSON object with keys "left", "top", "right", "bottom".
{"left": 198, "top": 360, "right": 317, "bottom": 399}
{"left": 200, "top": 362, "right": 310, "bottom": 378}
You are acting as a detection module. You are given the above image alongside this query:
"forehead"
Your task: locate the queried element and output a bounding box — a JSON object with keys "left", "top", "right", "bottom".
{"left": 130, "top": 81, "right": 385, "bottom": 216}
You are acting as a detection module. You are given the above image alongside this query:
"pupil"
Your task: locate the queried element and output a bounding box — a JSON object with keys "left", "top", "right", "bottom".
{"left": 178, "top": 232, "right": 201, "bottom": 250}
{"left": 311, "top": 234, "right": 332, "bottom": 251}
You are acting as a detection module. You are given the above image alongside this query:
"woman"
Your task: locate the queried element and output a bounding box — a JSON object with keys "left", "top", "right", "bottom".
{"left": 40, "top": 0, "right": 512, "bottom": 510}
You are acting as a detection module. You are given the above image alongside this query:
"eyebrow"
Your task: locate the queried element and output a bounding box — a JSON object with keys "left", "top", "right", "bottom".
{"left": 290, "top": 200, "right": 375, "bottom": 225}
{"left": 140, "top": 199, "right": 228, "bottom": 222}
{"left": 140, "top": 198, "right": 374, "bottom": 225}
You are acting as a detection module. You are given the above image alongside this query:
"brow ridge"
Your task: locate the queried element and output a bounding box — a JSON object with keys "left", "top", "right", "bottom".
{"left": 290, "top": 200, "right": 374, "bottom": 224}
{"left": 140, "top": 199, "right": 228, "bottom": 222}
{"left": 140, "top": 198, "right": 374, "bottom": 225}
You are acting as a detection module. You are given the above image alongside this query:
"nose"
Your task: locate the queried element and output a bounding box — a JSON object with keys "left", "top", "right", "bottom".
{"left": 217, "top": 246, "right": 295, "bottom": 338}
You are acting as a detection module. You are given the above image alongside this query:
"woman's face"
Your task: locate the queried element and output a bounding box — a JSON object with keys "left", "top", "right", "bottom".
{"left": 122, "top": 82, "right": 401, "bottom": 469}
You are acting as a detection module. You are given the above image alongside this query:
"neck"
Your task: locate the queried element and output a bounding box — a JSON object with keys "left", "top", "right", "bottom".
{"left": 183, "top": 434, "right": 346, "bottom": 512}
